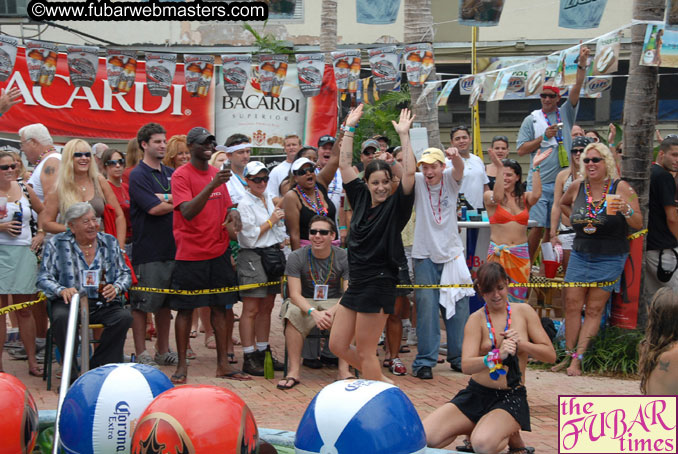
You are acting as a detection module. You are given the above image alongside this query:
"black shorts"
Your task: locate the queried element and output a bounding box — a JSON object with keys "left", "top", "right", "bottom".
{"left": 396, "top": 256, "right": 413, "bottom": 297}
{"left": 340, "top": 278, "right": 396, "bottom": 314}
{"left": 450, "top": 379, "right": 531, "bottom": 431}
{"left": 169, "top": 249, "right": 239, "bottom": 311}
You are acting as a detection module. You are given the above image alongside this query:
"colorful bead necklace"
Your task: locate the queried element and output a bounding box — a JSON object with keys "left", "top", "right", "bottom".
{"left": 583, "top": 178, "right": 610, "bottom": 235}
{"left": 426, "top": 182, "right": 444, "bottom": 225}
{"left": 308, "top": 247, "right": 334, "bottom": 286}
{"left": 483, "top": 301, "right": 511, "bottom": 380}
{"left": 296, "top": 184, "right": 328, "bottom": 216}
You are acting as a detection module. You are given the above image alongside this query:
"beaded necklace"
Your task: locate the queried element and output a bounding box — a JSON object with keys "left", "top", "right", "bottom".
{"left": 541, "top": 109, "right": 563, "bottom": 145}
{"left": 296, "top": 184, "right": 328, "bottom": 216}
{"left": 308, "top": 247, "right": 334, "bottom": 286}
{"left": 483, "top": 301, "right": 511, "bottom": 380}
{"left": 583, "top": 178, "right": 610, "bottom": 235}
{"left": 151, "top": 171, "right": 171, "bottom": 192}
{"left": 426, "top": 182, "right": 444, "bottom": 225}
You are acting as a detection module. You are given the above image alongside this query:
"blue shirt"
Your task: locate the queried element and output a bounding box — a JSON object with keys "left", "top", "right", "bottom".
{"left": 37, "top": 231, "right": 132, "bottom": 303}
{"left": 128, "top": 161, "right": 176, "bottom": 265}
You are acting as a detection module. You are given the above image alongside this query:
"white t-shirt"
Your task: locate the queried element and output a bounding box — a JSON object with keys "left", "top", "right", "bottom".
{"left": 0, "top": 195, "right": 32, "bottom": 246}
{"left": 315, "top": 168, "right": 343, "bottom": 227}
{"left": 266, "top": 160, "right": 293, "bottom": 199}
{"left": 447, "top": 154, "right": 489, "bottom": 210}
{"left": 27, "top": 152, "right": 61, "bottom": 202}
{"left": 226, "top": 173, "right": 248, "bottom": 206}
{"left": 412, "top": 169, "right": 465, "bottom": 263}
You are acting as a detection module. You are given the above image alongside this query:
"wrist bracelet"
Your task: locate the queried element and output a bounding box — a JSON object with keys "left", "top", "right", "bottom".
{"left": 342, "top": 125, "right": 356, "bottom": 133}
{"left": 543, "top": 133, "right": 549, "bottom": 141}
{"left": 344, "top": 133, "right": 354, "bottom": 138}
{"left": 338, "top": 226, "right": 347, "bottom": 230}
{"left": 163, "top": 193, "right": 169, "bottom": 202}
{"left": 532, "top": 166, "right": 540, "bottom": 172}
{"left": 266, "top": 219, "right": 273, "bottom": 229}
{"left": 578, "top": 65, "right": 586, "bottom": 70}
{"left": 229, "top": 207, "right": 238, "bottom": 212}
{"left": 307, "top": 307, "right": 316, "bottom": 316}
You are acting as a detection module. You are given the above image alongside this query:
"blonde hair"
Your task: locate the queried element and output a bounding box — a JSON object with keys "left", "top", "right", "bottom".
{"left": 125, "top": 138, "right": 142, "bottom": 169}
{"left": 57, "top": 139, "right": 102, "bottom": 215}
{"left": 639, "top": 288, "right": 678, "bottom": 394}
{"left": 208, "top": 150, "right": 227, "bottom": 168}
{"left": 163, "top": 135, "right": 188, "bottom": 169}
{"left": 580, "top": 142, "right": 619, "bottom": 180}
{"left": 6, "top": 151, "right": 28, "bottom": 180}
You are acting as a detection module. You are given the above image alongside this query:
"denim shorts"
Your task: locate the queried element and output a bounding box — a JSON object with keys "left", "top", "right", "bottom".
{"left": 564, "top": 249, "right": 628, "bottom": 292}
{"left": 528, "top": 182, "right": 555, "bottom": 228}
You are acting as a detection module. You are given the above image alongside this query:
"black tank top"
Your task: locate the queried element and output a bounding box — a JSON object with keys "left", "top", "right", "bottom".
{"left": 294, "top": 183, "right": 337, "bottom": 241}
{"left": 570, "top": 179, "right": 629, "bottom": 255}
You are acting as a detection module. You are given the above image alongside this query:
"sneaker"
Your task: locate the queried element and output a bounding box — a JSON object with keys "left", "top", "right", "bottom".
{"left": 401, "top": 320, "right": 412, "bottom": 340}
{"left": 136, "top": 351, "right": 159, "bottom": 367}
{"left": 390, "top": 358, "right": 407, "bottom": 376}
{"left": 243, "top": 352, "right": 264, "bottom": 376}
{"left": 155, "top": 351, "right": 179, "bottom": 366}
{"left": 406, "top": 329, "right": 418, "bottom": 346}
{"left": 8, "top": 347, "right": 28, "bottom": 360}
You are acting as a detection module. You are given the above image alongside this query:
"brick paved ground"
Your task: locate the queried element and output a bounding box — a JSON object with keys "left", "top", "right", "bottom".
{"left": 3, "top": 296, "right": 640, "bottom": 453}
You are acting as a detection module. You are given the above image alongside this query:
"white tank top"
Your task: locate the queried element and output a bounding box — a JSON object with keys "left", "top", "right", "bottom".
{"left": 27, "top": 152, "right": 62, "bottom": 202}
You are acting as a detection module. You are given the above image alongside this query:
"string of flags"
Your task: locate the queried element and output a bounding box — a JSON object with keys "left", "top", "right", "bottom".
{"left": 0, "top": 19, "right": 672, "bottom": 106}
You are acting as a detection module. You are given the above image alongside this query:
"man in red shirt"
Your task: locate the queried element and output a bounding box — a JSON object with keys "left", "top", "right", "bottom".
{"left": 169, "top": 126, "right": 250, "bottom": 383}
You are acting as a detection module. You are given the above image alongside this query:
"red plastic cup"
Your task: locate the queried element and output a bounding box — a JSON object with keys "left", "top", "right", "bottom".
{"left": 544, "top": 260, "right": 559, "bottom": 279}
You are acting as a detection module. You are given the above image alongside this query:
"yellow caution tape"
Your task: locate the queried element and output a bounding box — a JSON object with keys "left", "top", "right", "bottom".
{"left": 627, "top": 229, "right": 648, "bottom": 240}
{"left": 0, "top": 293, "right": 46, "bottom": 316}
{"left": 131, "top": 280, "right": 282, "bottom": 296}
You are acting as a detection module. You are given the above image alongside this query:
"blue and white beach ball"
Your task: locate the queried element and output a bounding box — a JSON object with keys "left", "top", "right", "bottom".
{"left": 58, "top": 363, "right": 173, "bottom": 454}
{"left": 295, "top": 379, "right": 426, "bottom": 454}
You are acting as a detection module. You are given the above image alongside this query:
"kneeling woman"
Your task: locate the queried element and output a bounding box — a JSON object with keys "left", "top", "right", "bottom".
{"left": 424, "top": 262, "right": 555, "bottom": 453}
{"left": 329, "top": 106, "right": 416, "bottom": 382}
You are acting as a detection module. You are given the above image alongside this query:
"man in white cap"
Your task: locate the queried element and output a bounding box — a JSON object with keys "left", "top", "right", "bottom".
{"left": 411, "top": 147, "right": 475, "bottom": 380}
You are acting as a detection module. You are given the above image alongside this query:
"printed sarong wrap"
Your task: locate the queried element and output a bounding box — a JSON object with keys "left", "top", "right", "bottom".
{"left": 487, "top": 241, "right": 530, "bottom": 303}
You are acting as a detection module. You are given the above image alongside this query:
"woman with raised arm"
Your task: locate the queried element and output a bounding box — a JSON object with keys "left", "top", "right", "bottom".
{"left": 328, "top": 106, "right": 416, "bottom": 382}
{"left": 484, "top": 147, "right": 551, "bottom": 303}
{"left": 424, "top": 262, "right": 556, "bottom": 453}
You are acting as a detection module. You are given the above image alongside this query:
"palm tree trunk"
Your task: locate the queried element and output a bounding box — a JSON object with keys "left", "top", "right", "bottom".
{"left": 622, "top": 0, "right": 665, "bottom": 327}
{"left": 320, "top": 0, "right": 337, "bottom": 65}
{"left": 404, "top": 0, "right": 442, "bottom": 149}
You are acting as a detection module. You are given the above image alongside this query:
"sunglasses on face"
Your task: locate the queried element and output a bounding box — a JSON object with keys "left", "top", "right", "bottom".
{"left": 583, "top": 157, "right": 603, "bottom": 164}
{"left": 0, "top": 164, "right": 17, "bottom": 171}
{"left": 309, "top": 229, "right": 331, "bottom": 236}
{"left": 362, "top": 149, "right": 377, "bottom": 156}
{"left": 540, "top": 93, "right": 558, "bottom": 99}
{"left": 105, "top": 158, "right": 125, "bottom": 167}
{"left": 571, "top": 148, "right": 584, "bottom": 155}
{"left": 294, "top": 166, "right": 316, "bottom": 176}
{"left": 247, "top": 176, "right": 269, "bottom": 184}
{"left": 73, "top": 152, "right": 92, "bottom": 158}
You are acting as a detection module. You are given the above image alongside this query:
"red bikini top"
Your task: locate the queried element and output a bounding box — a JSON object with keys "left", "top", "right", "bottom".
{"left": 489, "top": 203, "right": 529, "bottom": 226}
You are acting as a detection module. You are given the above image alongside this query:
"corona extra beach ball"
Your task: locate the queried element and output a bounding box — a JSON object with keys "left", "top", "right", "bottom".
{"left": 0, "top": 372, "right": 39, "bottom": 454}
{"left": 58, "top": 363, "right": 173, "bottom": 454}
{"left": 295, "top": 379, "right": 426, "bottom": 454}
{"left": 130, "top": 385, "right": 259, "bottom": 454}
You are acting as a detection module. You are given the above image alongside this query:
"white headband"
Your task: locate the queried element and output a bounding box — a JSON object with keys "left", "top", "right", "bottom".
{"left": 226, "top": 142, "right": 251, "bottom": 154}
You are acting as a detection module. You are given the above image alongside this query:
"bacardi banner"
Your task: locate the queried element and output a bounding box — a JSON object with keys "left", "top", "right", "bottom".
{"left": 0, "top": 48, "right": 213, "bottom": 140}
{"left": 215, "top": 65, "right": 306, "bottom": 148}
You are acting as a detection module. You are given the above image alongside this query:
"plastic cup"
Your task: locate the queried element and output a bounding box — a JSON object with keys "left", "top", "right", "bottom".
{"left": 544, "top": 260, "right": 560, "bottom": 279}
{"left": 606, "top": 194, "right": 622, "bottom": 215}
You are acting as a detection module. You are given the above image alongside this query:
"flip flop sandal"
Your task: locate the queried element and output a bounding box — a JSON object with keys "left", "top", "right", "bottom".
{"left": 170, "top": 373, "right": 187, "bottom": 385}
{"left": 456, "top": 439, "right": 474, "bottom": 453}
{"left": 276, "top": 376, "right": 300, "bottom": 390}
{"left": 217, "top": 370, "right": 251, "bottom": 381}
{"left": 508, "top": 447, "right": 536, "bottom": 454}
{"left": 399, "top": 345, "right": 411, "bottom": 353}
{"left": 228, "top": 353, "right": 237, "bottom": 364}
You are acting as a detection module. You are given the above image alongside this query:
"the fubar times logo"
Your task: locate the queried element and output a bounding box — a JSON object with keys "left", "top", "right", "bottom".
{"left": 559, "top": 395, "right": 677, "bottom": 453}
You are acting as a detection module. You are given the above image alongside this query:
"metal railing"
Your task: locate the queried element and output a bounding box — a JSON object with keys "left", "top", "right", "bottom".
{"left": 52, "top": 293, "right": 93, "bottom": 454}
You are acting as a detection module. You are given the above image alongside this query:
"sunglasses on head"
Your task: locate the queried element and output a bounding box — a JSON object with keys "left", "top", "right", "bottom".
{"left": 540, "top": 93, "right": 558, "bottom": 99}
{"left": 309, "top": 229, "right": 331, "bottom": 236}
{"left": 73, "top": 152, "right": 92, "bottom": 158}
{"left": 583, "top": 157, "right": 603, "bottom": 164}
{"left": 294, "top": 166, "right": 316, "bottom": 176}
{"left": 0, "top": 163, "right": 17, "bottom": 171}
{"left": 105, "top": 158, "right": 126, "bottom": 167}
{"left": 571, "top": 148, "right": 584, "bottom": 155}
{"left": 247, "top": 176, "right": 269, "bottom": 184}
